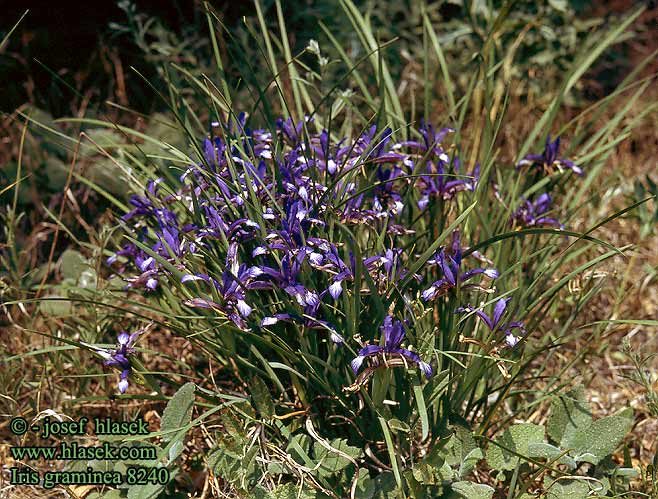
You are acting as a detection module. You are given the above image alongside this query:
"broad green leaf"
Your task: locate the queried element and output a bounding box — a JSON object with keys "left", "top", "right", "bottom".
{"left": 86, "top": 157, "right": 131, "bottom": 197}
{"left": 251, "top": 485, "right": 271, "bottom": 499}
{"left": 208, "top": 443, "right": 244, "bottom": 483}
{"left": 445, "top": 426, "right": 478, "bottom": 467}
{"left": 314, "top": 438, "right": 362, "bottom": 477}
{"left": 449, "top": 481, "right": 495, "bottom": 499}
{"left": 411, "top": 462, "right": 436, "bottom": 485}
{"left": 60, "top": 249, "right": 88, "bottom": 281}
{"left": 571, "top": 408, "right": 633, "bottom": 465}
{"left": 250, "top": 376, "right": 274, "bottom": 419}
{"left": 141, "top": 113, "right": 186, "bottom": 155}
{"left": 268, "top": 482, "right": 317, "bottom": 499}
{"left": 616, "top": 467, "right": 639, "bottom": 478}
{"left": 544, "top": 477, "right": 591, "bottom": 499}
{"left": 168, "top": 440, "right": 184, "bottom": 462}
{"left": 285, "top": 433, "right": 313, "bottom": 465}
{"left": 547, "top": 387, "right": 592, "bottom": 449}
{"left": 38, "top": 295, "right": 73, "bottom": 317}
{"left": 486, "top": 424, "right": 545, "bottom": 471}
{"left": 371, "top": 472, "right": 400, "bottom": 499}
{"left": 45, "top": 157, "right": 70, "bottom": 191}
{"left": 436, "top": 460, "right": 454, "bottom": 481}
{"left": 403, "top": 469, "right": 444, "bottom": 497}
{"left": 527, "top": 442, "right": 576, "bottom": 469}
{"left": 388, "top": 418, "right": 411, "bottom": 434}
{"left": 78, "top": 268, "right": 97, "bottom": 289}
{"left": 458, "top": 448, "right": 484, "bottom": 479}
{"left": 354, "top": 468, "right": 376, "bottom": 499}
{"left": 102, "top": 492, "right": 125, "bottom": 499}
{"left": 83, "top": 128, "right": 124, "bottom": 152}
{"left": 161, "top": 382, "right": 195, "bottom": 443}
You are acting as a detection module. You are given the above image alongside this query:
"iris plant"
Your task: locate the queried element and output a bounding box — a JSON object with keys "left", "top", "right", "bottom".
{"left": 107, "top": 115, "right": 578, "bottom": 389}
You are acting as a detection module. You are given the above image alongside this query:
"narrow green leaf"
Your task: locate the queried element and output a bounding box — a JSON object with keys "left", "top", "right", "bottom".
{"left": 413, "top": 380, "right": 429, "bottom": 441}
{"left": 379, "top": 417, "right": 402, "bottom": 489}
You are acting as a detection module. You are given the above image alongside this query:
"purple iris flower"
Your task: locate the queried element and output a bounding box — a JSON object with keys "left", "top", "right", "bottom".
{"left": 106, "top": 227, "right": 162, "bottom": 291}
{"left": 257, "top": 251, "right": 319, "bottom": 308}
{"left": 182, "top": 267, "right": 258, "bottom": 330}
{"left": 511, "top": 193, "right": 564, "bottom": 228}
{"left": 152, "top": 208, "right": 183, "bottom": 258}
{"left": 394, "top": 122, "right": 454, "bottom": 157}
{"left": 417, "top": 158, "right": 480, "bottom": 210}
{"left": 226, "top": 111, "right": 248, "bottom": 136}
{"left": 349, "top": 125, "right": 401, "bottom": 170}
{"left": 129, "top": 253, "right": 159, "bottom": 291}
{"left": 372, "top": 164, "right": 405, "bottom": 217}
{"left": 361, "top": 248, "right": 420, "bottom": 291}
{"left": 388, "top": 122, "right": 475, "bottom": 209}
{"left": 202, "top": 137, "right": 227, "bottom": 173}
{"left": 260, "top": 294, "right": 344, "bottom": 345}
{"left": 122, "top": 180, "right": 161, "bottom": 221}
{"left": 351, "top": 316, "right": 433, "bottom": 378}
{"left": 113, "top": 115, "right": 486, "bottom": 356}
{"left": 312, "top": 244, "right": 355, "bottom": 300}
{"left": 276, "top": 117, "right": 311, "bottom": 146}
{"left": 107, "top": 241, "right": 139, "bottom": 267}
{"left": 351, "top": 125, "right": 398, "bottom": 164}
{"left": 250, "top": 129, "right": 273, "bottom": 160}
{"left": 517, "top": 135, "right": 583, "bottom": 176}
{"left": 421, "top": 247, "right": 499, "bottom": 301}
{"left": 199, "top": 205, "right": 260, "bottom": 242}
{"left": 256, "top": 243, "right": 344, "bottom": 343}
{"left": 88, "top": 331, "right": 142, "bottom": 394}
{"left": 459, "top": 297, "right": 526, "bottom": 347}
{"left": 311, "top": 130, "right": 352, "bottom": 175}
{"left": 182, "top": 244, "right": 265, "bottom": 330}
{"left": 108, "top": 245, "right": 158, "bottom": 291}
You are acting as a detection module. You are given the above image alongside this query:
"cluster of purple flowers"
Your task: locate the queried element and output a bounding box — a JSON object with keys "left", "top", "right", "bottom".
{"left": 105, "top": 115, "right": 580, "bottom": 390}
